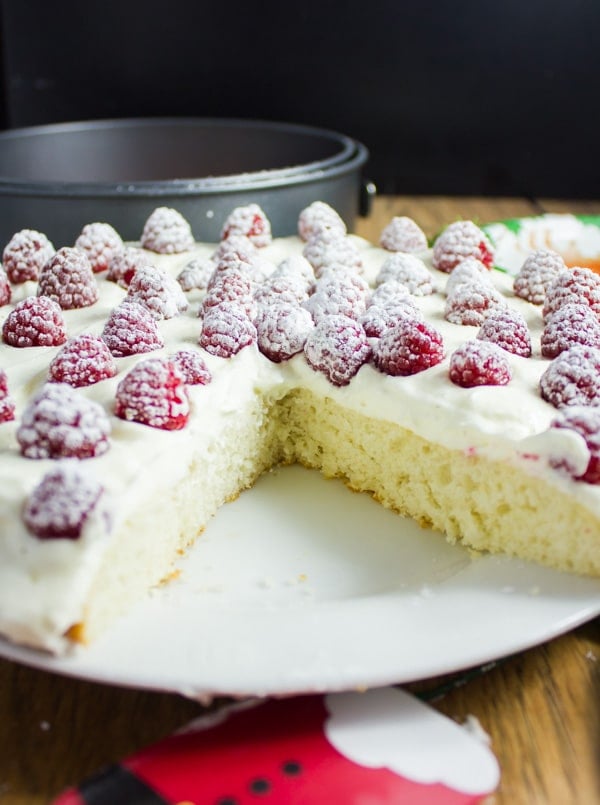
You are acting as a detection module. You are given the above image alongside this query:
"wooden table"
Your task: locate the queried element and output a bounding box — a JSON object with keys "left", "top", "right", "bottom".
{"left": 1, "top": 196, "right": 599, "bottom": 805}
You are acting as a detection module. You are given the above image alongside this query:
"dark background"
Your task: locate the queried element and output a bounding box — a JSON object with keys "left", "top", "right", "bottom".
{"left": 1, "top": 0, "right": 598, "bottom": 198}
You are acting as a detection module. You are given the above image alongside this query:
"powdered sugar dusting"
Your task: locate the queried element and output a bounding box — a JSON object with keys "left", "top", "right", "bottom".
{"left": 17, "top": 383, "right": 111, "bottom": 459}
{"left": 23, "top": 463, "right": 105, "bottom": 540}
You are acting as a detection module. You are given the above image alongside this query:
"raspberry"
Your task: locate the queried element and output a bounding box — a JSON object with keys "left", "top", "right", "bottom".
{"left": 374, "top": 317, "right": 444, "bottom": 376}
{"left": 2, "top": 229, "right": 54, "bottom": 284}
{"left": 199, "top": 302, "right": 257, "bottom": 358}
{"left": 550, "top": 406, "right": 600, "bottom": 484}
{"left": 220, "top": 204, "right": 272, "bottom": 248}
{"left": 0, "top": 267, "right": 10, "bottom": 307}
{"left": 432, "top": 221, "right": 495, "bottom": 273}
{"left": 17, "top": 383, "right": 111, "bottom": 459}
{"left": 303, "top": 276, "right": 368, "bottom": 323}
{"left": 272, "top": 255, "right": 315, "bottom": 293}
{"left": 247, "top": 256, "right": 276, "bottom": 285}
{"left": 541, "top": 303, "right": 600, "bottom": 359}
{"left": 127, "top": 265, "right": 188, "bottom": 320}
{"left": 302, "top": 231, "right": 363, "bottom": 278}
{"left": 23, "top": 464, "right": 105, "bottom": 540}
{"left": 254, "top": 274, "right": 309, "bottom": 308}
{"left": 542, "top": 267, "right": 600, "bottom": 322}
{"left": 203, "top": 267, "right": 255, "bottom": 318}
{"left": 177, "top": 257, "right": 214, "bottom": 292}
{"left": 2, "top": 296, "right": 67, "bottom": 348}
{"left": 445, "top": 282, "right": 506, "bottom": 326}
{"left": 101, "top": 299, "right": 164, "bottom": 357}
{"left": 304, "top": 314, "right": 371, "bottom": 386}
{"left": 368, "top": 279, "right": 411, "bottom": 308}
{"left": 477, "top": 308, "right": 532, "bottom": 358}
{"left": 359, "top": 298, "right": 421, "bottom": 338}
{"left": 212, "top": 234, "right": 258, "bottom": 268}
{"left": 170, "top": 349, "right": 212, "bottom": 385}
{"left": 0, "top": 368, "right": 15, "bottom": 423}
{"left": 140, "top": 207, "right": 194, "bottom": 254}
{"left": 445, "top": 258, "right": 493, "bottom": 297}
{"left": 107, "top": 246, "right": 152, "bottom": 288}
{"left": 379, "top": 216, "right": 428, "bottom": 253}
{"left": 449, "top": 340, "right": 511, "bottom": 387}
{"left": 48, "top": 334, "right": 117, "bottom": 387}
{"left": 74, "top": 222, "right": 124, "bottom": 273}
{"left": 376, "top": 253, "right": 435, "bottom": 296}
{"left": 256, "top": 302, "right": 315, "bottom": 362}
{"left": 38, "top": 246, "right": 99, "bottom": 309}
{"left": 298, "top": 201, "right": 346, "bottom": 242}
{"left": 513, "top": 249, "right": 565, "bottom": 305}
{"left": 540, "top": 345, "right": 600, "bottom": 408}
{"left": 115, "top": 358, "right": 190, "bottom": 430}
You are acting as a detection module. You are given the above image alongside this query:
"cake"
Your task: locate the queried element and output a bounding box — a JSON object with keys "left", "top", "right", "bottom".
{"left": 0, "top": 203, "right": 599, "bottom": 654}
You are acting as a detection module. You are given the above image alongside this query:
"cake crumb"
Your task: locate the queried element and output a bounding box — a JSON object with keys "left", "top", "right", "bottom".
{"left": 585, "top": 650, "right": 597, "bottom": 662}
{"left": 39, "top": 720, "right": 51, "bottom": 731}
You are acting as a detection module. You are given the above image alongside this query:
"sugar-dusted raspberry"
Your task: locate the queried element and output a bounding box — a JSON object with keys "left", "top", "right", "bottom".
{"left": 74, "top": 222, "right": 124, "bottom": 273}
{"left": 17, "top": 383, "right": 111, "bottom": 459}
{"left": 38, "top": 246, "right": 99, "bottom": 309}
{"left": 2, "top": 229, "right": 55, "bottom": 284}
{"left": 359, "top": 297, "right": 422, "bottom": 338}
{"left": 432, "top": 220, "right": 495, "bottom": 273}
{"left": 444, "top": 258, "right": 493, "bottom": 297}
{"left": 477, "top": 308, "right": 532, "bottom": 358}
{"left": 374, "top": 317, "right": 444, "bottom": 376}
{"left": 298, "top": 201, "right": 347, "bottom": 242}
{"left": 379, "top": 216, "right": 428, "bottom": 253}
{"left": 220, "top": 204, "right": 272, "bottom": 248}
{"left": 212, "top": 234, "right": 258, "bottom": 269}
{"left": 0, "top": 368, "right": 15, "bottom": 423}
{"left": 449, "top": 340, "right": 511, "bottom": 388}
{"left": 303, "top": 274, "right": 369, "bottom": 323}
{"left": 304, "top": 314, "right": 371, "bottom": 386}
{"left": 140, "top": 207, "right": 194, "bottom": 254}
{"left": 2, "top": 296, "right": 67, "bottom": 348}
{"left": 203, "top": 266, "right": 255, "bottom": 318}
{"left": 271, "top": 255, "right": 315, "bottom": 293}
{"left": 303, "top": 230, "right": 363, "bottom": 278}
{"left": 101, "top": 299, "right": 164, "bottom": 357}
{"left": 376, "top": 252, "right": 435, "bottom": 296}
{"left": 23, "top": 464, "right": 105, "bottom": 540}
{"left": 550, "top": 406, "right": 600, "bottom": 484}
{"left": 540, "top": 345, "right": 600, "bottom": 408}
{"left": 107, "top": 246, "right": 153, "bottom": 288}
{"left": 200, "top": 301, "right": 257, "bottom": 358}
{"left": 0, "top": 267, "right": 10, "bottom": 307}
{"left": 513, "top": 249, "right": 565, "bottom": 305}
{"left": 445, "top": 281, "right": 506, "bottom": 326}
{"left": 127, "top": 264, "right": 188, "bottom": 320}
{"left": 542, "top": 267, "right": 600, "bottom": 322}
{"left": 368, "top": 279, "right": 411, "bottom": 308}
{"left": 247, "top": 256, "right": 276, "bottom": 285}
{"left": 115, "top": 358, "right": 189, "bottom": 430}
{"left": 541, "top": 303, "right": 600, "bottom": 359}
{"left": 254, "top": 274, "right": 309, "bottom": 309}
{"left": 176, "top": 257, "right": 215, "bottom": 292}
{"left": 170, "top": 349, "right": 212, "bottom": 385}
{"left": 48, "top": 334, "right": 117, "bottom": 387}
{"left": 256, "top": 302, "right": 315, "bottom": 362}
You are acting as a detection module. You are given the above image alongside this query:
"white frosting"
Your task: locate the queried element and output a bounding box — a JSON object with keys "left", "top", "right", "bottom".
{"left": 0, "top": 231, "right": 598, "bottom": 651}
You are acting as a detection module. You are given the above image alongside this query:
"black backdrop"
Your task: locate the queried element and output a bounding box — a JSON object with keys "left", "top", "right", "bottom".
{"left": 1, "top": 0, "right": 598, "bottom": 197}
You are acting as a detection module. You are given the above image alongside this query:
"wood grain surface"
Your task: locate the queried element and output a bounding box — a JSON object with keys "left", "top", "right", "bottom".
{"left": 1, "top": 196, "right": 599, "bottom": 805}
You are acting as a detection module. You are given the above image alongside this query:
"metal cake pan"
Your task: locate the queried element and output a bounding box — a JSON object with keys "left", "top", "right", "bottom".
{"left": 0, "top": 118, "right": 373, "bottom": 246}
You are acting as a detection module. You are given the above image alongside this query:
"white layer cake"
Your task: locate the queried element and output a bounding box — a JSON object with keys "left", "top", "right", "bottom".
{"left": 0, "top": 206, "right": 599, "bottom": 654}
